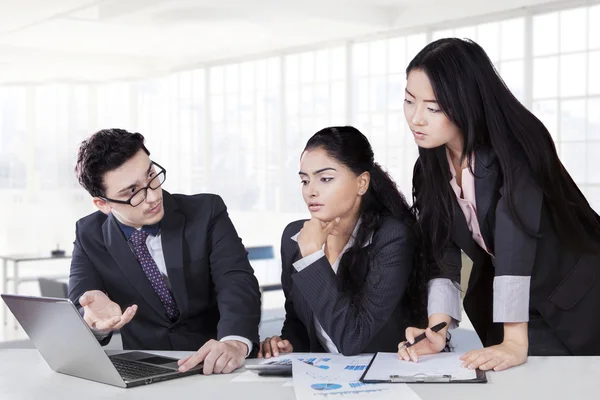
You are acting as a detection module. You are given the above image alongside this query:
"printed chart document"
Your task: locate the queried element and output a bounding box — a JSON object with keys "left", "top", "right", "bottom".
{"left": 291, "top": 356, "right": 421, "bottom": 399}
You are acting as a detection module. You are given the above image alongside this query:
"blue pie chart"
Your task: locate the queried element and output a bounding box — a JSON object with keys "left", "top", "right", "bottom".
{"left": 311, "top": 383, "right": 342, "bottom": 391}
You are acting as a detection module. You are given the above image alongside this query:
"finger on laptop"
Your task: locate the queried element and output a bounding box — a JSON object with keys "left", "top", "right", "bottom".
{"left": 179, "top": 340, "right": 214, "bottom": 373}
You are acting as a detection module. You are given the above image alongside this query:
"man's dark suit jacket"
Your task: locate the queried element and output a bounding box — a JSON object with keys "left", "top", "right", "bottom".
{"left": 279, "top": 216, "right": 418, "bottom": 356}
{"left": 68, "top": 191, "right": 261, "bottom": 353}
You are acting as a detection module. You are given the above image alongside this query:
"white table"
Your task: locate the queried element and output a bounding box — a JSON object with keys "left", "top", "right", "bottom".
{"left": 1, "top": 349, "right": 598, "bottom": 400}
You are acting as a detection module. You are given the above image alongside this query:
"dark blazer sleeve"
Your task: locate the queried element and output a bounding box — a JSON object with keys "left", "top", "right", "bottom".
{"left": 207, "top": 195, "right": 261, "bottom": 346}
{"left": 279, "top": 223, "right": 310, "bottom": 351}
{"left": 430, "top": 242, "right": 462, "bottom": 283}
{"left": 492, "top": 161, "right": 543, "bottom": 322}
{"left": 68, "top": 221, "right": 113, "bottom": 346}
{"left": 290, "top": 219, "right": 414, "bottom": 356}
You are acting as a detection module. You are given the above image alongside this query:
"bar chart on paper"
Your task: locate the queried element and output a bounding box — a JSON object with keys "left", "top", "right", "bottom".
{"left": 343, "top": 360, "right": 368, "bottom": 372}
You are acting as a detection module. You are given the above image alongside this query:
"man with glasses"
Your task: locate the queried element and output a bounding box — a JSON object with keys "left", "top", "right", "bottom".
{"left": 69, "top": 128, "right": 261, "bottom": 375}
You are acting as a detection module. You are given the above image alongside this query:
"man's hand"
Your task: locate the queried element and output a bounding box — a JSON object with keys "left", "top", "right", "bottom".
{"left": 257, "top": 336, "right": 293, "bottom": 358}
{"left": 178, "top": 339, "right": 247, "bottom": 375}
{"left": 79, "top": 290, "right": 137, "bottom": 333}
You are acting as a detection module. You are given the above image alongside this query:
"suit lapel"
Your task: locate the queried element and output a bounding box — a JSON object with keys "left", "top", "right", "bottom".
{"left": 473, "top": 147, "right": 499, "bottom": 250}
{"left": 102, "top": 213, "right": 167, "bottom": 321}
{"left": 160, "top": 193, "right": 189, "bottom": 321}
{"left": 450, "top": 197, "right": 479, "bottom": 259}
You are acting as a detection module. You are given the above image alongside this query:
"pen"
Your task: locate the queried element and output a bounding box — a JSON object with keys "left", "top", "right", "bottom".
{"left": 398, "top": 322, "right": 448, "bottom": 351}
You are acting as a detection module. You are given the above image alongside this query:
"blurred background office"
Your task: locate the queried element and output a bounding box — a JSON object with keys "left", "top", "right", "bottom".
{"left": 1, "top": 0, "right": 599, "bottom": 343}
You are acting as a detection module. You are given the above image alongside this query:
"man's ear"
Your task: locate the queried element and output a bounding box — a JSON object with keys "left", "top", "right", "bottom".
{"left": 92, "top": 197, "right": 111, "bottom": 215}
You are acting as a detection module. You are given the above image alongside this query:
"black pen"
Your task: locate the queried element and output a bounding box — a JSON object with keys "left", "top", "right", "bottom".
{"left": 398, "top": 322, "right": 448, "bottom": 351}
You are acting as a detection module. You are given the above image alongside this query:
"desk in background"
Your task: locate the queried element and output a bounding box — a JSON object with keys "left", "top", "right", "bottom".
{"left": 0, "top": 253, "right": 71, "bottom": 327}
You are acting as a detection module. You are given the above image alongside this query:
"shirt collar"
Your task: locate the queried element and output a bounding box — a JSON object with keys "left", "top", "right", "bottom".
{"left": 115, "top": 218, "right": 161, "bottom": 240}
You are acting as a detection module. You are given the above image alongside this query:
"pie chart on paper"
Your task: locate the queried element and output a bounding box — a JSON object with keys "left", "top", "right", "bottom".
{"left": 311, "top": 383, "right": 342, "bottom": 391}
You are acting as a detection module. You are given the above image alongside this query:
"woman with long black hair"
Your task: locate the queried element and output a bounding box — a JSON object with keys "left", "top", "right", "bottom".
{"left": 399, "top": 38, "right": 600, "bottom": 371}
{"left": 258, "top": 126, "right": 426, "bottom": 357}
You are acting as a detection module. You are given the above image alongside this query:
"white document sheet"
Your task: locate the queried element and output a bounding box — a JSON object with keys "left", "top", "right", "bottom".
{"left": 361, "top": 352, "right": 477, "bottom": 382}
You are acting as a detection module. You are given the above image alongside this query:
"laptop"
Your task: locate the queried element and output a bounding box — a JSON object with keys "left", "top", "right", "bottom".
{"left": 1, "top": 294, "right": 203, "bottom": 388}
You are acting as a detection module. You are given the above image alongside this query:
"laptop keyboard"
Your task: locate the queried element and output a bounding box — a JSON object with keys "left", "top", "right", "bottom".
{"left": 111, "top": 358, "right": 175, "bottom": 381}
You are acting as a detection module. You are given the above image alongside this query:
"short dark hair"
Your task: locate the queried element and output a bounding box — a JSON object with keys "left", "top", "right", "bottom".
{"left": 75, "top": 128, "right": 150, "bottom": 197}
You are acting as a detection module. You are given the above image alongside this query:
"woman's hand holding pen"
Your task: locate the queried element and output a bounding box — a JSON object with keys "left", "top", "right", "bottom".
{"left": 398, "top": 325, "right": 448, "bottom": 362}
{"left": 297, "top": 217, "right": 340, "bottom": 257}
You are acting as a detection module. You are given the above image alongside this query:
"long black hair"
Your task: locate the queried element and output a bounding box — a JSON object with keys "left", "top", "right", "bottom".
{"left": 408, "top": 38, "right": 600, "bottom": 275}
{"left": 304, "top": 126, "right": 426, "bottom": 325}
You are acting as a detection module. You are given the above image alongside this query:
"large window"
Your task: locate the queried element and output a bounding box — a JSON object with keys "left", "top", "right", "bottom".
{"left": 352, "top": 34, "right": 426, "bottom": 196}
{"left": 531, "top": 6, "right": 600, "bottom": 210}
{"left": 208, "top": 58, "right": 281, "bottom": 211}
{"left": 1, "top": 1, "right": 600, "bottom": 257}
{"left": 0, "top": 87, "right": 27, "bottom": 190}
{"left": 283, "top": 47, "right": 347, "bottom": 211}
{"left": 433, "top": 17, "right": 526, "bottom": 102}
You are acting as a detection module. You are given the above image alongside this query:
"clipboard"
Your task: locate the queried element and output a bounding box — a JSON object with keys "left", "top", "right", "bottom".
{"left": 359, "top": 352, "right": 487, "bottom": 384}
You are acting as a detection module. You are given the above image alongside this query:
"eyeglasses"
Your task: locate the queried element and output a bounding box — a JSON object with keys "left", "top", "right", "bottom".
{"left": 100, "top": 162, "right": 167, "bottom": 207}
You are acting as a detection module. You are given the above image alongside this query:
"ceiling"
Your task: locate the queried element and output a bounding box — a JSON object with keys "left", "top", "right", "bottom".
{"left": 0, "top": 0, "right": 566, "bottom": 83}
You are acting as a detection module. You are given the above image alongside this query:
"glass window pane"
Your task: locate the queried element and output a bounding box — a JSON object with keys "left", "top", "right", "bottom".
{"left": 286, "top": 88, "right": 299, "bottom": 117}
{"left": 210, "top": 66, "right": 224, "bottom": 94}
{"left": 587, "top": 186, "right": 600, "bottom": 213}
{"left": 500, "top": 60, "right": 524, "bottom": 102}
{"left": 353, "top": 43, "right": 369, "bottom": 76}
{"left": 589, "top": 51, "right": 600, "bottom": 95}
{"left": 331, "top": 81, "right": 345, "bottom": 116}
{"left": 300, "top": 52, "right": 315, "bottom": 84}
{"left": 560, "top": 53, "right": 586, "bottom": 97}
{"left": 356, "top": 77, "right": 369, "bottom": 113}
{"left": 211, "top": 95, "right": 224, "bottom": 122}
{"left": 477, "top": 22, "right": 500, "bottom": 62}
{"left": 370, "top": 40, "right": 387, "bottom": 75}
{"left": 225, "top": 64, "right": 239, "bottom": 93}
{"left": 240, "top": 62, "right": 255, "bottom": 92}
{"left": 388, "top": 112, "right": 407, "bottom": 147}
{"left": 455, "top": 26, "right": 476, "bottom": 40}
{"left": 533, "top": 12, "right": 559, "bottom": 56}
{"left": 560, "top": 142, "right": 587, "bottom": 183}
{"left": 388, "top": 74, "right": 405, "bottom": 110}
{"left": 588, "top": 98, "right": 600, "bottom": 140}
{"left": 315, "top": 49, "right": 330, "bottom": 82}
{"left": 432, "top": 29, "right": 453, "bottom": 41}
{"left": 314, "top": 83, "right": 329, "bottom": 116}
{"left": 533, "top": 100, "right": 558, "bottom": 141}
{"left": 560, "top": 8, "right": 587, "bottom": 53}
{"left": 407, "top": 34, "right": 426, "bottom": 61}
{"left": 388, "top": 37, "right": 406, "bottom": 74}
{"left": 300, "top": 86, "right": 315, "bottom": 114}
{"left": 370, "top": 76, "right": 386, "bottom": 112}
{"left": 591, "top": 5, "right": 600, "bottom": 50}
{"left": 560, "top": 99, "right": 587, "bottom": 142}
{"left": 331, "top": 46, "right": 346, "bottom": 81}
{"left": 267, "top": 57, "right": 280, "bottom": 91}
{"left": 285, "top": 55, "right": 299, "bottom": 85}
{"left": 587, "top": 143, "right": 600, "bottom": 184}
{"left": 501, "top": 18, "right": 525, "bottom": 60}
{"left": 533, "top": 57, "right": 558, "bottom": 99}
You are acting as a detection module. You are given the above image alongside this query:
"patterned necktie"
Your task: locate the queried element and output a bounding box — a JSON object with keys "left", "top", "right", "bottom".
{"left": 130, "top": 230, "right": 180, "bottom": 320}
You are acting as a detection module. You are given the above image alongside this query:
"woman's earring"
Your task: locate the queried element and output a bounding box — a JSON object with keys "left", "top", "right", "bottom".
{"left": 359, "top": 190, "right": 365, "bottom": 195}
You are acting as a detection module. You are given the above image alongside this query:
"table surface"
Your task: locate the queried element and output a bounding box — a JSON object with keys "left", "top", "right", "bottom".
{"left": 1, "top": 349, "right": 598, "bottom": 400}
